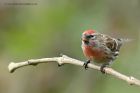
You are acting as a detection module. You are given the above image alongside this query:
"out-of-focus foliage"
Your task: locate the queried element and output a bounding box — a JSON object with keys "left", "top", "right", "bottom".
{"left": 0, "top": 0, "right": 140, "bottom": 93}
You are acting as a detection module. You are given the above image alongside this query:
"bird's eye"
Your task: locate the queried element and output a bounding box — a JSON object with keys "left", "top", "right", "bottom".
{"left": 86, "top": 35, "right": 93, "bottom": 38}
{"left": 86, "top": 35, "right": 96, "bottom": 39}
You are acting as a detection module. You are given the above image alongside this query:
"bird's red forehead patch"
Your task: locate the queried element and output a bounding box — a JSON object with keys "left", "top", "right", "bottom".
{"left": 83, "top": 29, "right": 95, "bottom": 35}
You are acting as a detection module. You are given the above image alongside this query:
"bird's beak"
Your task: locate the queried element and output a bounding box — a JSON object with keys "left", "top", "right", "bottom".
{"left": 81, "top": 35, "right": 89, "bottom": 43}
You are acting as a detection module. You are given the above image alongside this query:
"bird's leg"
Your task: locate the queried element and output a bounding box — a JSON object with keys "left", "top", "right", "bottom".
{"left": 83, "top": 60, "right": 90, "bottom": 70}
{"left": 100, "top": 63, "right": 109, "bottom": 74}
{"left": 100, "top": 60, "right": 113, "bottom": 74}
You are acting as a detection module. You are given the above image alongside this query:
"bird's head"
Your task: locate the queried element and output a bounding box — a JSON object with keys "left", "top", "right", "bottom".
{"left": 82, "top": 29, "right": 96, "bottom": 45}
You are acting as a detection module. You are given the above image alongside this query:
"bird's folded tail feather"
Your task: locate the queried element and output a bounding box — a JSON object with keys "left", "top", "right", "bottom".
{"left": 118, "top": 38, "right": 133, "bottom": 43}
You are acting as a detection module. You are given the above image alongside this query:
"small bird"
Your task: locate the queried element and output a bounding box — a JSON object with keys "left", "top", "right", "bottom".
{"left": 81, "top": 29, "right": 126, "bottom": 73}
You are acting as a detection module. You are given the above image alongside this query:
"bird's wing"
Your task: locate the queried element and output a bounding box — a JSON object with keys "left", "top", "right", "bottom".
{"left": 90, "top": 33, "right": 122, "bottom": 52}
{"left": 104, "top": 35, "right": 122, "bottom": 52}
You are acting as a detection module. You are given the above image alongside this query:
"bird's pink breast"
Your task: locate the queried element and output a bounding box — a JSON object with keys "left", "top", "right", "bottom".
{"left": 82, "top": 45, "right": 105, "bottom": 62}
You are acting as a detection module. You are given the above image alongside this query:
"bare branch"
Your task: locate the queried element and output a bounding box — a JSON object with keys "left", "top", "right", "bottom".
{"left": 8, "top": 55, "right": 140, "bottom": 86}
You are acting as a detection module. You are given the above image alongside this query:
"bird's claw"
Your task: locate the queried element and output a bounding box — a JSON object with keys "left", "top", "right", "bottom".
{"left": 100, "top": 65, "right": 107, "bottom": 74}
{"left": 83, "top": 60, "right": 90, "bottom": 70}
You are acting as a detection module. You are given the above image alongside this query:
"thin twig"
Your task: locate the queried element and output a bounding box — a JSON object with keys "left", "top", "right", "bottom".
{"left": 8, "top": 55, "right": 140, "bottom": 86}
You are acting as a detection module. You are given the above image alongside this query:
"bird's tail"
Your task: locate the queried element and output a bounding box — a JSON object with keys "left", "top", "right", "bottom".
{"left": 115, "top": 38, "right": 132, "bottom": 51}
{"left": 117, "top": 38, "right": 133, "bottom": 43}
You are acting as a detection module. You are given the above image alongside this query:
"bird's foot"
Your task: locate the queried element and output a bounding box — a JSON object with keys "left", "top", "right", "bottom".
{"left": 83, "top": 60, "right": 90, "bottom": 70}
{"left": 100, "top": 64, "right": 108, "bottom": 74}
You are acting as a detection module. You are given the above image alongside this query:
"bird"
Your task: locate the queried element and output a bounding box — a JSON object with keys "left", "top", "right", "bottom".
{"left": 81, "top": 29, "right": 126, "bottom": 73}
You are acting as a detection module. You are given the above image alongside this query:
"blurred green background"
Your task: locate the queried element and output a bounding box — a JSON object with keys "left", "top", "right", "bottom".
{"left": 0, "top": 0, "right": 140, "bottom": 93}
